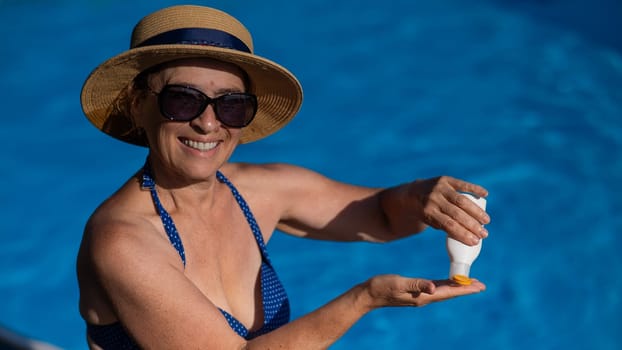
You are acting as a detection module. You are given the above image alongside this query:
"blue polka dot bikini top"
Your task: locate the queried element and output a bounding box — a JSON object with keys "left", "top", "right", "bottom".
{"left": 86, "top": 161, "right": 290, "bottom": 348}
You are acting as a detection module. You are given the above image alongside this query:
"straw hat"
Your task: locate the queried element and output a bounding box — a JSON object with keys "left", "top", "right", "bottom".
{"left": 81, "top": 5, "right": 303, "bottom": 145}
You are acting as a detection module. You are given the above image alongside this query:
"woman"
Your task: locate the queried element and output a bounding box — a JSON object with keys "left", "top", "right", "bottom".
{"left": 77, "top": 5, "right": 490, "bottom": 349}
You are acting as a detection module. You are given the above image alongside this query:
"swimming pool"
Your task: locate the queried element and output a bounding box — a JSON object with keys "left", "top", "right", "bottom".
{"left": 1, "top": 0, "right": 620, "bottom": 349}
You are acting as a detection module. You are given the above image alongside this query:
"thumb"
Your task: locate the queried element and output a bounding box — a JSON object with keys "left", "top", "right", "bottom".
{"left": 409, "top": 279, "right": 436, "bottom": 294}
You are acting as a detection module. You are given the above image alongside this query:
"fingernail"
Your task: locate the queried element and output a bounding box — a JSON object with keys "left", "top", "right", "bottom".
{"left": 471, "top": 236, "right": 480, "bottom": 245}
{"left": 480, "top": 227, "right": 488, "bottom": 238}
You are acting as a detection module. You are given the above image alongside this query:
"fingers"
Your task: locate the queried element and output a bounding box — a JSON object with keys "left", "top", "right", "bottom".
{"left": 447, "top": 177, "right": 488, "bottom": 198}
{"left": 418, "top": 278, "right": 486, "bottom": 304}
{"left": 451, "top": 191, "right": 490, "bottom": 224}
{"left": 423, "top": 204, "right": 485, "bottom": 245}
{"left": 419, "top": 176, "right": 490, "bottom": 245}
{"left": 443, "top": 192, "right": 489, "bottom": 243}
{"left": 435, "top": 278, "right": 486, "bottom": 291}
{"left": 407, "top": 277, "right": 485, "bottom": 307}
{"left": 366, "top": 275, "right": 485, "bottom": 309}
{"left": 407, "top": 278, "right": 486, "bottom": 296}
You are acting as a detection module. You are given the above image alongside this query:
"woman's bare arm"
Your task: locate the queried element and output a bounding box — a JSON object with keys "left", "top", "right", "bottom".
{"left": 247, "top": 275, "right": 485, "bottom": 349}
{"left": 239, "top": 163, "right": 489, "bottom": 244}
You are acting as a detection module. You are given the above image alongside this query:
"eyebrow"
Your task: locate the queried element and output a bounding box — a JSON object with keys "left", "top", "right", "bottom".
{"left": 213, "top": 87, "right": 245, "bottom": 94}
{"left": 170, "top": 83, "right": 245, "bottom": 96}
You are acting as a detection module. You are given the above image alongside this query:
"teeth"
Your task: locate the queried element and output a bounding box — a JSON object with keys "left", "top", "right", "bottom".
{"left": 183, "top": 139, "right": 218, "bottom": 151}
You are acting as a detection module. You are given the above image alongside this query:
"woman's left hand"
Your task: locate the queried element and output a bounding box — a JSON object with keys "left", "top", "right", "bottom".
{"left": 363, "top": 274, "right": 486, "bottom": 309}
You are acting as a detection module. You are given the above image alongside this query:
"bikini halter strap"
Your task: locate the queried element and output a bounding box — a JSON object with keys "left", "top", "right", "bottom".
{"left": 141, "top": 161, "right": 187, "bottom": 266}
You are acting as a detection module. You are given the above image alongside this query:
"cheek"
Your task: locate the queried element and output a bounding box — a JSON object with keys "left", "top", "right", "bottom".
{"left": 230, "top": 128, "right": 244, "bottom": 144}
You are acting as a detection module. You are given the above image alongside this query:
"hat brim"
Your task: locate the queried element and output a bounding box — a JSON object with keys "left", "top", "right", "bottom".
{"left": 81, "top": 44, "right": 303, "bottom": 146}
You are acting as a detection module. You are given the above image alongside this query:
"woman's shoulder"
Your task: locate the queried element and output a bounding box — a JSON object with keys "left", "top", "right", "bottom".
{"left": 86, "top": 178, "right": 150, "bottom": 233}
{"left": 77, "top": 178, "right": 184, "bottom": 326}
{"left": 219, "top": 162, "right": 337, "bottom": 208}
{"left": 80, "top": 178, "right": 174, "bottom": 269}
{"left": 221, "top": 161, "right": 289, "bottom": 175}
{"left": 221, "top": 162, "right": 320, "bottom": 185}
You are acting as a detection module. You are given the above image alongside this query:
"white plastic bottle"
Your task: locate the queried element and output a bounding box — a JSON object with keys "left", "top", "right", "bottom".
{"left": 446, "top": 192, "right": 487, "bottom": 285}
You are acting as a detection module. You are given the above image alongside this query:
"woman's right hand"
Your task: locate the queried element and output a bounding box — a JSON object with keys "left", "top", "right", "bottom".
{"left": 363, "top": 274, "right": 485, "bottom": 309}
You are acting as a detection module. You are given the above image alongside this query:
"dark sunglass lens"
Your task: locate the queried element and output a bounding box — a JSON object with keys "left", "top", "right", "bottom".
{"left": 160, "top": 86, "right": 206, "bottom": 121}
{"left": 215, "top": 94, "right": 257, "bottom": 128}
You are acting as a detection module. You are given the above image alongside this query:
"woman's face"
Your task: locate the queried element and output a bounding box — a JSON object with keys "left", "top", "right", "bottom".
{"left": 135, "top": 59, "right": 248, "bottom": 182}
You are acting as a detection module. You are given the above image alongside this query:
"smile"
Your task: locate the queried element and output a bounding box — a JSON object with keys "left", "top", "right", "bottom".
{"left": 182, "top": 139, "right": 218, "bottom": 151}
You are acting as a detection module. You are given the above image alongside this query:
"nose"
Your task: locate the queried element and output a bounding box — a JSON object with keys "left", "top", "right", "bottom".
{"left": 189, "top": 103, "right": 221, "bottom": 133}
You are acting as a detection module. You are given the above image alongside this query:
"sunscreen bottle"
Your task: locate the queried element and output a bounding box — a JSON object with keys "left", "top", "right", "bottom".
{"left": 447, "top": 193, "right": 487, "bottom": 285}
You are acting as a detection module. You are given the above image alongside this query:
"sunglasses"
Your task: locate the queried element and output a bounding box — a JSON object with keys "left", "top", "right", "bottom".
{"left": 149, "top": 84, "right": 258, "bottom": 128}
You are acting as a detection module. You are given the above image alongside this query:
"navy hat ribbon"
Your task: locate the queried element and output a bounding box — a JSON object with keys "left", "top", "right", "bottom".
{"left": 136, "top": 28, "right": 251, "bottom": 53}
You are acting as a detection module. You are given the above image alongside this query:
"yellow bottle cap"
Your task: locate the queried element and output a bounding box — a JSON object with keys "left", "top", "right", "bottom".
{"left": 451, "top": 274, "right": 473, "bottom": 286}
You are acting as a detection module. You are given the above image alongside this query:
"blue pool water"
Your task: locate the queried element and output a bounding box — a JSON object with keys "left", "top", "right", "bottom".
{"left": 1, "top": 0, "right": 621, "bottom": 349}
